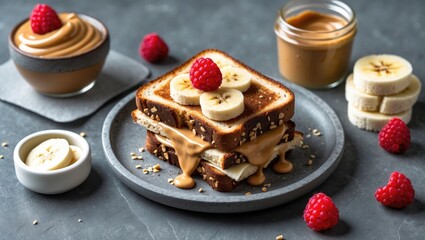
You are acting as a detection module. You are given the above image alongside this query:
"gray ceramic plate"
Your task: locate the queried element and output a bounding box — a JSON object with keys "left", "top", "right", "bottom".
{"left": 102, "top": 81, "right": 344, "bottom": 213}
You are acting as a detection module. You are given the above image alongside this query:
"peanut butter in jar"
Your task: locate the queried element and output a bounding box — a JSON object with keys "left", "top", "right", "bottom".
{"left": 275, "top": 0, "right": 357, "bottom": 89}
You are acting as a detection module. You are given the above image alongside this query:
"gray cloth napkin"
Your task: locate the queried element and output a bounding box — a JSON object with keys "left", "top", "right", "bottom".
{"left": 0, "top": 50, "right": 149, "bottom": 122}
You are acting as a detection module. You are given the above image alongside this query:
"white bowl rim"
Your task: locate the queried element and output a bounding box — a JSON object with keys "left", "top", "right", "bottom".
{"left": 14, "top": 129, "right": 90, "bottom": 175}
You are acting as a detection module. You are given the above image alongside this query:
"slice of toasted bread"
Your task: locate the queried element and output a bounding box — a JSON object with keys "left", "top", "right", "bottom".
{"left": 135, "top": 49, "right": 295, "bottom": 151}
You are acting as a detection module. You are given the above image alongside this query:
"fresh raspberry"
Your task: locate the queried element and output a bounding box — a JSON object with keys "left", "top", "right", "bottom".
{"left": 189, "top": 57, "right": 222, "bottom": 91}
{"left": 303, "top": 193, "right": 339, "bottom": 231}
{"left": 30, "top": 4, "right": 62, "bottom": 34}
{"left": 375, "top": 171, "right": 415, "bottom": 208}
{"left": 378, "top": 118, "right": 410, "bottom": 154}
{"left": 139, "top": 33, "right": 169, "bottom": 63}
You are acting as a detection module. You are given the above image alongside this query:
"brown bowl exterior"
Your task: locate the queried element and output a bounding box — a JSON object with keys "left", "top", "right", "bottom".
{"left": 8, "top": 14, "right": 110, "bottom": 96}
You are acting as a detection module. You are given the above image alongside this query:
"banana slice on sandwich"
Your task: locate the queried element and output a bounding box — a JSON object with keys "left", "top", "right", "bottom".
{"left": 220, "top": 66, "right": 252, "bottom": 92}
{"left": 170, "top": 74, "right": 203, "bottom": 105}
{"left": 346, "top": 74, "right": 421, "bottom": 114}
{"left": 208, "top": 54, "right": 233, "bottom": 68}
{"left": 200, "top": 88, "right": 244, "bottom": 121}
{"left": 353, "top": 54, "right": 412, "bottom": 95}
{"left": 26, "top": 138, "right": 73, "bottom": 171}
{"left": 347, "top": 103, "right": 412, "bottom": 132}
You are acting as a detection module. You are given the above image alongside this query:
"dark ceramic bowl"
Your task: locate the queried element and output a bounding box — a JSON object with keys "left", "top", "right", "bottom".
{"left": 9, "top": 14, "right": 110, "bottom": 97}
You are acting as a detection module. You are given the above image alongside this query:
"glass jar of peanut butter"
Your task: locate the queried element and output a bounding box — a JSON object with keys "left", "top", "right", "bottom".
{"left": 275, "top": 0, "right": 357, "bottom": 89}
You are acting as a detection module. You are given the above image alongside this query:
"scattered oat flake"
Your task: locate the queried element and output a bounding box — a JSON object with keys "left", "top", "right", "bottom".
{"left": 1, "top": 142, "right": 8, "bottom": 147}
{"left": 135, "top": 165, "right": 142, "bottom": 169}
{"left": 137, "top": 156, "right": 143, "bottom": 160}
{"left": 79, "top": 132, "right": 86, "bottom": 137}
{"left": 261, "top": 187, "right": 267, "bottom": 192}
{"left": 198, "top": 188, "right": 204, "bottom": 193}
{"left": 276, "top": 235, "right": 284, "bottom": 240}
{"left": 153, "top": 169, "right": 160, "bottom": 173}
{"left": 302, "top": 144, "right": 309, "bottom": 149}
{"left": 263, "top": 183, "right": 271, "bottom": 187}
{"left": 138, "top": 147, "right": 145, "bottom": 152}
{"left": 245, "top": 192, "right": 252, "bottom": 196}
{"left": 143, "top": 169, "right": 149, "bottom": 174}
{"left": 153, "top": 164, "right": 161, "bottom": 170}
{"left": 167, "top": 178, "right": 174, "bottom": 183}
{"left": 78, "top": 219, "right": 82, "bottom": 223}
{"left": 130, "top": 152, "right": 136, "bottom": 156}
{"left": 0, "top": 155, "right": 3, "bottom": 159}
{"left": 306, "top": 134, "right": 311, "bottom": 138}
{"left": 32, "top": 220, "right": 38, "bottom": 225}
{"left": 307, "top": 160, "right": 313, "bottom": 166}
{"left": 310, "top": 154, "right": 316, "bottom": 159}
{"left": 131, "top": 156, "right": 138, "bottom": 160}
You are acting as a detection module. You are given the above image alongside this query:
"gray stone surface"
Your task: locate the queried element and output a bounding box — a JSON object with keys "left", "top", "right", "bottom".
{"left": 0, "top": 0, "right": 424, "bottom": 239}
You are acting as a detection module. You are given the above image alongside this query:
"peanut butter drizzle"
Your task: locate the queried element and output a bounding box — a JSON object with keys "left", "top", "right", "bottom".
{"left": 158, "top": 123, "right": 212, "bottom": 189}
{"left": 272, "top": 144, "right": 293, "bottom": 173}
{"left": 14, "top": 13, "right": 103, "bottom": 57}
{"left": 234, "top": 124, "right": 287, "bottom": 186}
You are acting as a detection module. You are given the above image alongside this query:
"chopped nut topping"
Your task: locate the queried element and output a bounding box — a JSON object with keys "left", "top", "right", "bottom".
{"left": 192, "top": 129, "right": 197, "bottom": 135}
{"left": 302, "top": 144, "right": 309, "bottom": 149}
{"left": 245, "top": 192, "right": 252, "bottom": 196}
{"left": 276, "top": 235, "right": 284, "bottom": 240}
{"left": 79, "top": 132, "right": 86, "bottom": 138}
{"left": 200, "top": 126, "right": 206, "bottom": 132}
{"left": 143, "top": 169, "right": 149, "bottom": 174}
{"left": 189, "top": 119, "right": 195, "bottom": 125}
{"left": 241, "top": 132, "right": 246, "bottom": 137}
{"left": 312, "top": 129, "right": 321, "bottom": 136}
{"left": 214, "top": 181, "right": 219, "bottom": 188}
{"left": 211, "top": 140, "right": 216, "bottom": 145}
{"left": 208, "top": 177, "right": 215, "bottom": 181}
{"left": 278, "top": 120, "right": 283, "bottom": 126}
{"left": 155, "top": 115, "right": 161, "bottom": 121}
{"left": 250, "top": 135, "right": 257, "bottom": 141}
{"left": 148, "top": 167, "right": 153, "bottom": 172}
{"left": 143, "top": 108, "right": 149, "bottom": 113}
{"left": 33, "top": 220, "right": 38, "bottom": 225}
{"left": 261, "top": 187, "right": 267, "bottom": 192}
{"left": 197, "top": 167, "right": 202, "bottom": 173}
{"left": 236, "top": 158, "right": 241, "bottom": 164}
{"left": 153, "top": 149, "right": 158, "bottom": 154}
{"left": 153, "top": 164, "right": 161, "bottom": 170}
{"left": 151, "top": 106, "right": 158, "bottom": 113}
{"left": 270, "top": 125, "right": 277, "bottom": 130}
{"left": 198, "top": 188, "right": 204, "bottom": 193}
{"left": 161, "top": 144, "right": 166, "bottom": 152}
{"left": 167, "top": 178, "right": 174, "bottom": 183}
{"left": 153, "top": 169, "right": 160, "bottom": 173}
{"left": 135, "top": 165, "right": 142, "bottom": 169}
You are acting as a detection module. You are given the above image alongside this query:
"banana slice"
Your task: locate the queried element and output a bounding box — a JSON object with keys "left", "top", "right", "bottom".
{"left": 345, "top": 74, "right": 380, "bottom": 112}
{"left": 200, "top": 88, "right": 245, "bottom": 121}
{"left": 347, "top": 103, "right": 412, "bottom": 132}
{"left": 379, "top": 75, "right": 421, "bottom": 114}
{"left": 207, "top": 54, "right": 233, "bottom": 68}
{"left": 26, "top": 138, "right": 73, "bottom": 171}
{"left": 346, "top": 74, "right": 421, "bottom": 114}
{"left": 170, "top": 74, "right": 203, "bottom": 105}
{"left": 353, "top": 54, "right": 412, "bottom": 95}
{"left": 69, "top": 145, "right": 83, "bottom": 165}
{"left": 220, "top": 66, "right": 252, "bottom": 92}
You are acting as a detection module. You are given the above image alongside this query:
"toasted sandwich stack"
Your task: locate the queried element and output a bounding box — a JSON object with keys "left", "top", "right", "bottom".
{"left": 132, "top": 49, "right": 302, "bottom": 192}
{"left": 346, "top": 54, "right": 421, "bottom": 131}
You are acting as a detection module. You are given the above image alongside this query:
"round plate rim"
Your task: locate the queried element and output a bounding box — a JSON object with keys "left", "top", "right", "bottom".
{"left": 102, "top": 80, "right": 345, "bottom": 213}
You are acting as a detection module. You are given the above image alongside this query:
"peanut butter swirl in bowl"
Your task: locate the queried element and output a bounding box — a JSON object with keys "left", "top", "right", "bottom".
{"left": 9, "top": 12, "right": 110, "bottom": 97}
{"left": 14, "top": 13, "right": 103, "bottom": 58}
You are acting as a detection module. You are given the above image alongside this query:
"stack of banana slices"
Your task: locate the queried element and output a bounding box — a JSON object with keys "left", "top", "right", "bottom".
{"left": 346, "top": 54, "right": 421, "bottom": 131}
{"left": 170, "top": 56, "right": 252, "bottom": 121}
